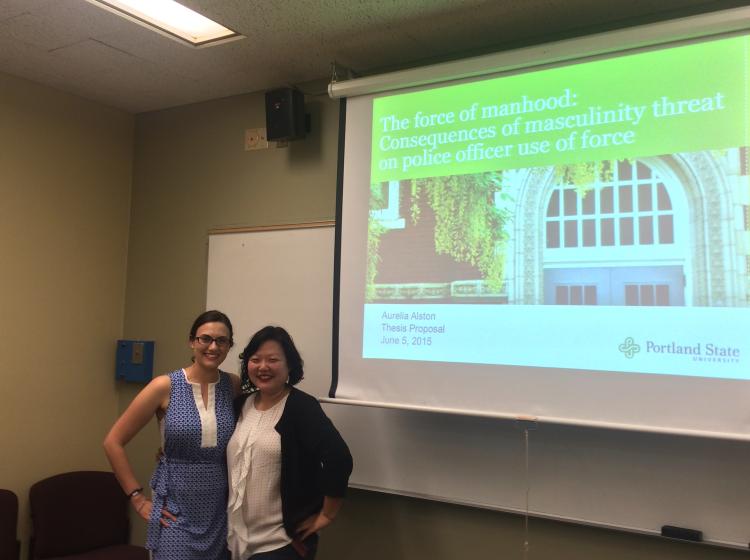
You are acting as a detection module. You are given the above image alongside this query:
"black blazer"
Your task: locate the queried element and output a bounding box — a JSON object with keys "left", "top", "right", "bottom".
{"left": 235, "top": 387, "right": 353, "bottom": 538}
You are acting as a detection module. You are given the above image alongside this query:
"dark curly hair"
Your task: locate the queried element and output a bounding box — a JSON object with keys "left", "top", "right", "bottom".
{"left": 239, "top": 326, "right": 304, "bottom": 392}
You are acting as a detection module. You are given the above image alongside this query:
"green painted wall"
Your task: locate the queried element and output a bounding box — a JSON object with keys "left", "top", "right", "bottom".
{"left": 0, "top": 71, "right": 133, "bottom": 558}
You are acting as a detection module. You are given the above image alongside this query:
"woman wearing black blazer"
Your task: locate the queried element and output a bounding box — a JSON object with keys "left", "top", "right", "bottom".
{"left": 227, "top": 326, "right": 352, "bottom": 560}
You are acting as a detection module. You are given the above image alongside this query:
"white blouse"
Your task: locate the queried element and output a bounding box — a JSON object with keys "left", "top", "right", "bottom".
{"left": 227, "top": 393, "right": 291, "bottom": 560}
{"left": 159, "top": 369, "right": 220, "bottom": 448}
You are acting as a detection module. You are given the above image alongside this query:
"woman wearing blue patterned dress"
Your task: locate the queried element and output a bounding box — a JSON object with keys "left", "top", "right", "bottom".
{"left": 105, "top": 310, "right": 240, "bottom": 559}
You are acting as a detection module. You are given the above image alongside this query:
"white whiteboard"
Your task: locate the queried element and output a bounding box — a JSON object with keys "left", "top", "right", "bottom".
{"left": 207, "top": 224, "right": 750, "bottom": 549}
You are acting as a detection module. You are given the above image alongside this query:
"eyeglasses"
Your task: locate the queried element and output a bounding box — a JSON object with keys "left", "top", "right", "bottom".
{"left": 192, "top": 335, "right": 232, "bottom": 348}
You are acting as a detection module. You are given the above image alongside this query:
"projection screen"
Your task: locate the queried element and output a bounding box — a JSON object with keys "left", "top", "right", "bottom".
{"left": 330, "top": 7, "right": 750, "bottom": 440}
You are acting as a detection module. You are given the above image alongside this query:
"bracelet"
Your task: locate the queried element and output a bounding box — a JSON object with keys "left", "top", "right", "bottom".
{"left": 127, "top": 487, "right": 144, "bottom": 499}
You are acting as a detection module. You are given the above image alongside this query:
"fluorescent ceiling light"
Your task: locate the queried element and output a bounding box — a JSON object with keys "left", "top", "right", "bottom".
{"left": 87, "top": 0, "right": 242, "bottom": 47}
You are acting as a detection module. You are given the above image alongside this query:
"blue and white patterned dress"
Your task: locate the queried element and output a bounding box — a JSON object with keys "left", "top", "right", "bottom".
{"left": 147, "top": 369, "right": 235, "bottom": 559}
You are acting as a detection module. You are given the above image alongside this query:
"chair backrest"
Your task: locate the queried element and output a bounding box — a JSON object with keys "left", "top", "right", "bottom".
{"left": 29, "top": 471, "right": 129, "bottom": 559}
{"left": 0, "top": 489, "right": 20, "bottom": 560}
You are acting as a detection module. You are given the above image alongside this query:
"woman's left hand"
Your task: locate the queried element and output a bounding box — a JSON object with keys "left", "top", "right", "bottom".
{"left": 296, "top": 511, "right": 332, "bottom": 540}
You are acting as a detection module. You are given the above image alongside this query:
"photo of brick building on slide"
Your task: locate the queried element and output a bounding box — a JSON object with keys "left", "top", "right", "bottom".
{"left": 368, "top": 149, "right": 750, "bottom": 306}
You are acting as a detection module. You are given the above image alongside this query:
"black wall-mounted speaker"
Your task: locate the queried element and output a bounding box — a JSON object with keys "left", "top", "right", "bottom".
{"left": 265, "top": 87, "right": 306, "bottom": 141}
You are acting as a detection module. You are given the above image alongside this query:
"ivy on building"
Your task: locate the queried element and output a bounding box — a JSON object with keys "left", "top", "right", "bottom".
{"left": 367, "top": 183, "right": 387, "bottom": 301}
{"left": 554, "top": 160, "right": 615, "bottom": 196}
{"left": 410, "top": 171, "right": 511, "bottom": 293}
{"left": 367, "top": 161, "right": 620, "bottom": 300}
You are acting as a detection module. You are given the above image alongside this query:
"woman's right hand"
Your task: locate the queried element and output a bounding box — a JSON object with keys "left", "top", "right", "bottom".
{"left": 131, "top": 494, "right": 154, "bottom": 521}
{"left": 133, "top": 497, "right": 177, "bottom": 527}
{"left": 132, "top": 494, "right": 152, "bottom": 521}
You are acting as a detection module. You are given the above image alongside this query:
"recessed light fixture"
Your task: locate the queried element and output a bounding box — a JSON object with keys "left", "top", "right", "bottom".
{"left": 86, "top": 0, "right": 243, "bottom": 47}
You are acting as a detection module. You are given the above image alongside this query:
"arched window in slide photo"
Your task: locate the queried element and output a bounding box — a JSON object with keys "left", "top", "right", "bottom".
{"left": 543, "top": 160, "right": 687, "bottom": 306}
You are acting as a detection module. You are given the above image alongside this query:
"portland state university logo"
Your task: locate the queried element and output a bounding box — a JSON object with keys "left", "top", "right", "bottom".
{"left": 619, "top": 337, "right": 641, "bottom": 359}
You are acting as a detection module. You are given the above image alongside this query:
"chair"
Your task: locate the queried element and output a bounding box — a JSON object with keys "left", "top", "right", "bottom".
{"left": 0, "top": 489, "right": 20, "bottom": 560}
{"left": 29, "top": 471, "right": 148, "bottom": 560}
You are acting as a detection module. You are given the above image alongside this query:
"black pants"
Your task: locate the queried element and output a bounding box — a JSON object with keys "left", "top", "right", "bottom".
{"left": 249, "top": 534, "right": 319, "bottom": 560}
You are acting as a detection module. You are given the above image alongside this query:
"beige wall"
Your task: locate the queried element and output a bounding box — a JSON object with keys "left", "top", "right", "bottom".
{"left": 123, "top": 92, "right": 747, "bottom": 559}
{"left": 1, "top": 65, "right": 743, "bottom": 559}
{"left": 0, "top": 72, "right": 133, "bottom": 556}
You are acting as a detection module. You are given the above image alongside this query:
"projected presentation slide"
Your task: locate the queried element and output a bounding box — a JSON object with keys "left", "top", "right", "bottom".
{"left": 362, "top": 35, "right": 750, "bottom": 380}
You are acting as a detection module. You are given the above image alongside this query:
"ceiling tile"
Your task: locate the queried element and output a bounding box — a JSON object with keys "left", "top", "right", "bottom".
{"left": 0, "top": 0, "right": 743, "bottom": 113}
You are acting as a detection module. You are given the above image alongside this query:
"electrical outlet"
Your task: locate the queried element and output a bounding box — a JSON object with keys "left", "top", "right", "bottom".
{"left": 245, "top": 127, "right": 269, "bottom": 150}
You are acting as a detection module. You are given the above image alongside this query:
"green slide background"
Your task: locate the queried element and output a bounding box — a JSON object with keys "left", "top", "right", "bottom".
{"left": 371, "top": 35, "right": 748, "bottom": 183}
